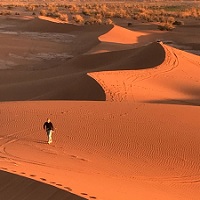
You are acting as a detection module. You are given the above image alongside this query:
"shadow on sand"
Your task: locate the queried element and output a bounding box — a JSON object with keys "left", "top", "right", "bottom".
{"left": 145, "top": 99, "right": 200, "bottom": 107}
{"left": 0, "top": 42, "right": 165, "bottom": 102}
{"left": 146, "top": 85, "right": 200, "bottom": 107}
{"left": 0, "top": 170, "right": 87, "bottom": 200}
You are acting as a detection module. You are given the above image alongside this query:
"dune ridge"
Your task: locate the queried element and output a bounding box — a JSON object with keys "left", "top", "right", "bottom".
{"left": 0, "top": 42, "right": 165, "bottom": 101}
{"left": 89, "top": 42, "right": 200, "bottom": 103}
{"left": 99, "top": 25, "right": 148, "bottom": 44}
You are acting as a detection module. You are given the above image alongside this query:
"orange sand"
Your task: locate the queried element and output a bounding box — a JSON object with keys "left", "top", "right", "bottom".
{"left": 0, "top": 14, "right": 200, "bottom": 200}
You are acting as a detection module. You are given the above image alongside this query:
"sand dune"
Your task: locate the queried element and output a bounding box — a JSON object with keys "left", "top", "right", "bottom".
{"left": 87, "top": 25, "right": 150, "bottom": 54}
{"left": 0, "top": 15, "right": 200, "bottom": 200}
{"left": 0, "top": 101, "right": 200, "bottom": 200}
{"left": 0, "top": 42, "right": 165, "bottom": 102}
{"left": 89, "top": 42, "right": 200, "bottom": 103}
{"left": 99, "top": 25, "right": 148, "bottom": 44}
{"left": 70, "top": 42, "right": 165, "bottom": 72}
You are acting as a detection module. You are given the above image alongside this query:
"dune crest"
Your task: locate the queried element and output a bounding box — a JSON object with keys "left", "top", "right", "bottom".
{"left": 89, "top": 42, "right": 200, "bottom": 104}
{"left": 99, "top": 25, "right": 148, "bottom": 44}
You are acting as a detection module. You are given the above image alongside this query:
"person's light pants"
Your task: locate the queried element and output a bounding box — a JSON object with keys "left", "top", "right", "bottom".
{"left": 47, "top": 130, "right": 53, "bottom": 143}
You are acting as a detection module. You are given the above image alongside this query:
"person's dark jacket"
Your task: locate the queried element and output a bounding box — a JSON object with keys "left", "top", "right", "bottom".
{"left": 43, "top": 122, "right": 54, "bottom": 131}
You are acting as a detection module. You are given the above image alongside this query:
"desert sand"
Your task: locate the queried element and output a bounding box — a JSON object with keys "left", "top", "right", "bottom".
{"left": 0, "top": 11, "right": 200, "bottom": 200}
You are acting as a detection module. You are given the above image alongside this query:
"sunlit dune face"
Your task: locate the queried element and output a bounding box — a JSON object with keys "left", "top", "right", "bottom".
{"left": 99, "top": 25, "right": 148, "bottom": 44}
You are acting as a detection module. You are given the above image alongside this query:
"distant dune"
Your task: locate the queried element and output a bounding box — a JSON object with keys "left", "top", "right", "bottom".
{"left": 99, "top": 25, "right": 148, "bottom": 44}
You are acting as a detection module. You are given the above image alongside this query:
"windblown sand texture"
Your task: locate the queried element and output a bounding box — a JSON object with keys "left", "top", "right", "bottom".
{"left": 0, "top": 14, "right": 200, "bottom": 200}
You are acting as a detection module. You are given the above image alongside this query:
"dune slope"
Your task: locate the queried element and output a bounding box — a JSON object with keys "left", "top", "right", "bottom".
{"left": 89, "top": 42, "right": 200, "bottom": 103}
{"left": 0, "top": 101, "right": 200, "bottom": 200}
{"left": 0, "top": 170, "right": 86, "bottom": 200}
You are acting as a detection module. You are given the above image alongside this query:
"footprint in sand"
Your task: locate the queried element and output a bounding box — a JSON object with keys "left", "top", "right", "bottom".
{"left": 56, "top": 183, "right": 63, "bottom": 186}
{"left": 89, "top": 196, "right": 97, "bottom": 199}
{"left": 81, "top": 193, "right": 88, "bottom": 196}
{"left": 40, "top": 178, "right": 46, "bottom": 181}
{"left": 70, "top": 155, "right": 88, "bottom": 162}
{"left": 81, "top": 193, "right": 97, "bottom": 199}
{"left": 64, "top": 187, "right": 72, "bottom": 191}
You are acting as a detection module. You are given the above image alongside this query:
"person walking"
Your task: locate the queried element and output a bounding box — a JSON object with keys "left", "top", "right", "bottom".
{"left": 43, "top": 118, "right": 54, "bottom": 144}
